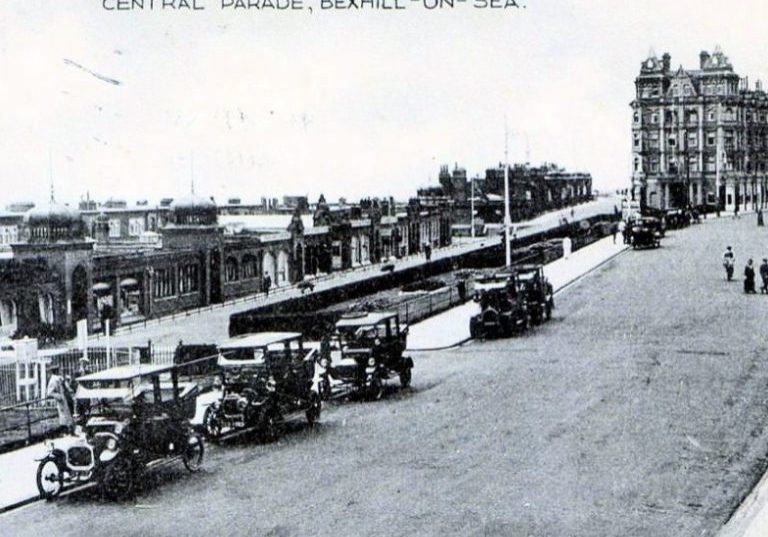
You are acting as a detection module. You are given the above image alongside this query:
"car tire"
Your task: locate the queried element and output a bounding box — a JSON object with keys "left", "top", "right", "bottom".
{"left": 260, "top": 408, "right": 282, "bottom": 443}
{"left": 36, "top": 457, "right": 64, "bottom": 500}
{"left": 202, "top": 405, "right": 222, "bottom": 440}
{"left": 101, "top": 457, "right": 135, "bottom": 500}
{"left": 399, "top": 366, "right": 412, "bottom": 389}
{"left": 182, "top": 433, "right": 205, "bottom": 473}
{"left": 368, "top": 372, "right": 384, "bottom": 401}
{"left": 306, "top": 392, "right": 322, "bottom": 426}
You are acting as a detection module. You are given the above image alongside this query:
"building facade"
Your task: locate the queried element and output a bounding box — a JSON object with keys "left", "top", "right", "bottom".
{"left": 631, "top": 47, "right": 768, "bottom": 212}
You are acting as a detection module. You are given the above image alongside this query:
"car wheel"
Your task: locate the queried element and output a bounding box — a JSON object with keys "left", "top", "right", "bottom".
{"left": 260, "top": 409, "right": 282, "bottom": 443}
{"left": 202, "top": 405, "right": 222, "bottom": 440}
{"left": 36, "top": 457, "right": 64, "bottom": 500}
{"left": 368, "top": 372, "right": 384, "bottom": 401}
{"left": 306, "top": 392, "right": 322, "bottom": 426}
{"left": 399, "top": 366, "right": 412, "bottom": 389}
{"left": 101, "top": 457, "right": 135, "bottom": 500}
{"left": 182, "top": 433, "right": 205, "bottom": 473}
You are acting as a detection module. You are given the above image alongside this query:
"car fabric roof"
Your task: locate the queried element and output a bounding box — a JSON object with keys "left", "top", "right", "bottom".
{"left": 77, "top": 363, "right": 174, "bottom": 382}
{"left": 219, "top": 332, "right": 303, "bottom": 349}
{"left": 335, "top": 312, "right": 398, "bottom": 327}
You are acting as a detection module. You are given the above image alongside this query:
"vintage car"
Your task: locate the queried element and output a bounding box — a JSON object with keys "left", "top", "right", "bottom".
{"left": 203, "top": 332, "right": 322, "bottom": 442}
{"left": 469, "top": 272, "right": 529, "bottom": 338}
{"left": 317, "top": 312, "right": 413, "bottom": 401}
{"left": 630, "top": 217, "right": 662, "bottom": 249}
{"left": 36, "top": 364, "right": 204, "bottom": 500}
{"left": 516, "top": 264, "right": 555, "bottom": 324}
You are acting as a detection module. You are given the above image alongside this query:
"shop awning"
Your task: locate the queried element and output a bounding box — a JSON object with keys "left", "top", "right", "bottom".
{"left": 92, "top": 282, "right": 111, "bottom": 293}
{"left": 120, "top": 277, "right": 139, "bottom": 288}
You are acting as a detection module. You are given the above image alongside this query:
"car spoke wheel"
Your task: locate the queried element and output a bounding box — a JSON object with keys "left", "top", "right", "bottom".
{"left": 182, "top": 434, "right": 205, "bottom": 473}
{"left": 261, "top": 409, "right": 282, "bottom": 443}
{"left": 36, "top": 458, "right": 64, "bottom": 500}
{"left": 368, "top": 373, "right": 384, "bottom": 401}
{"left": 101, "top": 457, "right": 135, "bottom": 500}
{"left": 202, "top": 406, "right": 222, "bottom": 440}
{"left": 399, "top": 366, "right": 412, "bottom": 388}
{"left": 306, "top": 392, "right": 322, "bottom": 426}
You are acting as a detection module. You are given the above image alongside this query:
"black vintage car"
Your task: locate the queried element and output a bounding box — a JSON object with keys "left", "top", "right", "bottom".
{"left": 317, "top": 312, "right": 413, "bottom": 401}
{"left": 36, "top": 364, "right": 204, "bottom": 500}
{"left": 469, "top": 273, "right": 529, "bottom": 338}
{"left": 516, "top": 264, "right": 554, "bottom": 324}
{"left": 630, "top": 217, "right": 662, "bottom": 249}
{"left": 203, "top": 332, "right": 322, "bottom": 442}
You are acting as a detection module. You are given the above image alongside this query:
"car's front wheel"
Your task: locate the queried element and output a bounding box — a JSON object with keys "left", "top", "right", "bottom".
{"left": 101, "top": 457, "right": 135, "bottom": 500}
{"left": 182, "top": 433, "right": 204, "bottom": 473}
{"left": 399, "top": 366, "right": 412, "bottom": 389}
{"left": 36, "top": 457, "right": 64, "bottom": 500}
{"left": 202, "top": 405, "right": 222, "bottom": 440}
{"left": 306, "top": 392, "right": 322, "bottom": 426}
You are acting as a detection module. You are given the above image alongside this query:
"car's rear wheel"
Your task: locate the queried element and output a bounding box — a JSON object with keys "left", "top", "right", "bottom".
{"left": 101, "top": 457, "right": 135, "bottom": 500}
{"left": 36, "top": 457, "right": 64, "bottom": 500}
{"left": 182, "top": 433, "right": 204, "bottom": 472}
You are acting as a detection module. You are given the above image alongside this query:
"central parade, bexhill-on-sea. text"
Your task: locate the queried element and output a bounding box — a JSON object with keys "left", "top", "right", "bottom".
{"left": 101, "top": 0, "right": 525, "bottom": 12}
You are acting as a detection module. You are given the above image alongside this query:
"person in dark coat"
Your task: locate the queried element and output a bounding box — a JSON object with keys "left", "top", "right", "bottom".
{"left": 263, "top": 273, "right": 272, "bottom": 297}
{"left": 744, "top": 259, "right": 756, "bottom": 294}
{"left": 760, "top": 259, "right": 768, "bottom": 294}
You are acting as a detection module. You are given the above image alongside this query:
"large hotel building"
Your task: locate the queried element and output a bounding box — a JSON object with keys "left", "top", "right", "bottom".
{"left": 631, "top": 47, "right": 768, "bottom": 212}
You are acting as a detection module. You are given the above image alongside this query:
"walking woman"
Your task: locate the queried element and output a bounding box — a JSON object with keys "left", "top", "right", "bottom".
{"left": 744, "top": 259, "right": 757, "bottom": 294}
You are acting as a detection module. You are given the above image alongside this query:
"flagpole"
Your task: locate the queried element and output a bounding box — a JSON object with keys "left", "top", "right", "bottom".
{"left": 504, "top": 118, "right": 512, "bottom": 267}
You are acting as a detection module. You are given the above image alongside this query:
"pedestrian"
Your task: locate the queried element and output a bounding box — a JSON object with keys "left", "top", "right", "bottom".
{"left": 425, "top": 244, "right": 432, "bottom": 261}
{"left": 760, "top": 259, "right": 768, "bottom": 294}
{"left": 744, "top": 258, "right": 756, "bottom": 294}
{"left": 73, "top": 357, "right": 91, "bottom": 422}
{"left": 46, "top": 364, "right": 74, "bottom": 434}
{"left": 263, "top": 273, "right": 272, "bottom": 297}
{"left": 758, "top": 209, "right": 764, "bottom": 227}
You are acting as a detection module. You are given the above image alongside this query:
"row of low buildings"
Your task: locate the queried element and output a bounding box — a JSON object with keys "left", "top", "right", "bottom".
{"left": 0, "top": 194, "right": 451, "bottom": 343}
{"left": 631, "top": 46, "right": 768, "bottom": 213}
{"left": 419, "top": 162, "right": 593, "bottom": 235}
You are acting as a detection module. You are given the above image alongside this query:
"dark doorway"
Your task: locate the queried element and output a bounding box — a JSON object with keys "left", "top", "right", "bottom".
{"left": 210, "top": 249, "right": 222, "bottom": 304}
{"left": 72, "top": 265, "right": 90, "bottom": 327}
{"left": 295, "top": 243, "right": 304, "bottom": 281}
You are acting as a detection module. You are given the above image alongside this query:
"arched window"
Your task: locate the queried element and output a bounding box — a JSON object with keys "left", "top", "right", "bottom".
{"left": 242, "top": 254, "right": 258, "bottom": 279}
{"left": 0, "top": 299, "right": 17, "bottom": 334}
{"left": 38, "top": 294, "right": 55, "bottom": 325}
{"left": 224, "top": 257, "right": 239, "bottom": 282}
{"left": 276, "top": 251, "right": 290, "bottom": 285}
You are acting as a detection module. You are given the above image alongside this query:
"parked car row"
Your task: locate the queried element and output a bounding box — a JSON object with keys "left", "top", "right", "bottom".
{"left": 469, "top": 264, "right": 555, "bottom": 339}
{"left": 36, "top": 311, "right": 414, "bottom": 501}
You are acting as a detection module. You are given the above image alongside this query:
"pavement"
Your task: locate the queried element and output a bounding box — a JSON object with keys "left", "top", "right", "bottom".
{"left": 5, "top": 212, "right": 768, "bottom": 536}
{"left": 406, "top": 234, "right": 628, "bottom": 350}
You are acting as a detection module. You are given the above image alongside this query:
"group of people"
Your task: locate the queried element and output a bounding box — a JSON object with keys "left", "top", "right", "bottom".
{"left": 45, "top": 357, "right": 91, "bottom": 434}
{"left": 723, "top": 246, "right": 768, "bottom": 294}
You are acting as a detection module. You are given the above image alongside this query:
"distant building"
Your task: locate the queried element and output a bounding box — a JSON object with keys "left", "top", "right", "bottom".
{"left": 631, "top": 47, "right": 768, "bottom": 212}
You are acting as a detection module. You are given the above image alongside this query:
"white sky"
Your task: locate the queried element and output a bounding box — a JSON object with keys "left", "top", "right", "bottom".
{"left": 1, "top": 0, "right": 768, "bottom": 207}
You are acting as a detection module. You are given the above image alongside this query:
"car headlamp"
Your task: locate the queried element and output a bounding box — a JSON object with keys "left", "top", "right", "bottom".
{"left": 106, "top": 438, "right": 117, "bottom": 451}
{"left": 319, "top": 358, "right": 330, "bottom": 368}
{"left": 368, "top": 357, "right": 376, "bottom": 367}
{"left": 237, "top": 397, "right": 248, "bottom": 411}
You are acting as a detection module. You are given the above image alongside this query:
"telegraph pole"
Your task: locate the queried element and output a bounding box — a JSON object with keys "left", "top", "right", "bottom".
{"left": 504, "top": 118, "right": 512, "bottom": 267}
{"left": 470, "top": 175, "right": 476, "bottom": 238}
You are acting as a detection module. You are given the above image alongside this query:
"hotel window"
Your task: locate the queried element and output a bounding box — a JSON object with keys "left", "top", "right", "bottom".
{"left": 633, "top": 134, "right": 640, "bottom": 148}
{"left": 179, "top": 263, "right": 199, "bottom": 294}
{"left": 684, "top": 85, "right": 692, "bottom": 96}
{"left": 153, "top": 268, "right": 175, "bottom": 298}
{"left": 650, "top": 160, "right": 659, "bottom": 172}
{"left": 707, "top": 133, "right": 716, "bottom": 146}
{"left": 128, "top": 217, "right": 144, "bottom": 237}
{"left": 667, "top": 136, "right": 676, "bottom": 148}
{"left": 651, "top": 113, "right": 658, "bottom": 124}
{"left": 242, "top": 255, "right": 258, "bottom": 279}
{"left": 689, "top": 157, "right": 698, "bottom": 172}
{"left": 109, "top": 218, "right": 121, "bottom": 238}
{"left": 38, "top": 294, "right": 55, "bottom": 325}
{"left": 225, "top": 257, "right": 239, "bottom": 282}
{"left": 708, "top": 111, "right": 715, "bottom": 121}
{"left": 633, "top": 111, "right": 639, "bottom": 123}
{"left": 688, "top": 133, "right": 697, "bottom": 148}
